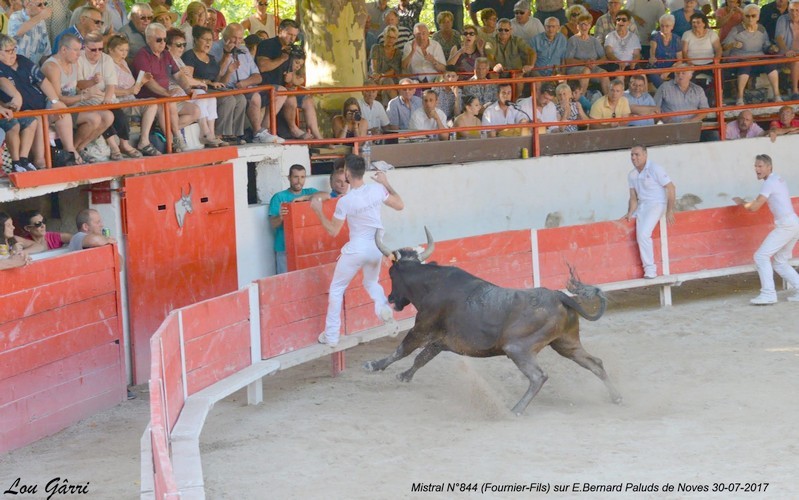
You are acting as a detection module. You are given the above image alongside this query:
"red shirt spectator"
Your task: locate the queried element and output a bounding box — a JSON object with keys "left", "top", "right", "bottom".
{"left": 132, "top": 45, "right": 180, "bottom": 99}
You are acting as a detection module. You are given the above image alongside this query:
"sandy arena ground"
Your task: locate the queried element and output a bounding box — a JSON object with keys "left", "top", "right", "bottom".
{"left": 1, "top": 274, "right": 798, "bottom": 500}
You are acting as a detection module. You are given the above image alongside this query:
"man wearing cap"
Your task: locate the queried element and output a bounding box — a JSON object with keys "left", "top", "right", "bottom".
{"left": 510, "top": 1, "right": 544, "bottom": 45}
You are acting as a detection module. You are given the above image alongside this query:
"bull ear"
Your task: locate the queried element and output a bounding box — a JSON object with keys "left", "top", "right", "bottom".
{"left": 416, "top": 226, "right": 435, "bottom": 262}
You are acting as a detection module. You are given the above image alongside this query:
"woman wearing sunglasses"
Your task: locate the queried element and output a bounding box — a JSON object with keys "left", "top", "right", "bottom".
{"left": 19, "top": 210, "right": 71, "bottom": 251}
{"left": 447, "top": 23, "right": 484, "bottom": 77}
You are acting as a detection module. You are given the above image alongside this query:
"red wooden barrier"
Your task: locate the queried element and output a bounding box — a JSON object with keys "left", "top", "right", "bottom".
{"left": 156, "top": 315, "right": 184, "bottom": 434}
{"left": 181, "top": 289, "right": 252, "bottom": 396}
{"left": 284, "top": 199, "right": 349, "bottom": 271}
{"left": 0, "top": 246, "right": 126, "bottom": 453}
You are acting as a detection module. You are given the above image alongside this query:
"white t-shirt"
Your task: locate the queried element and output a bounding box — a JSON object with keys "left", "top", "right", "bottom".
{"left": 681, "top": 29, "right": 719, "bottom": 65}
{"left": 516, "top": 97, "right": 558, "bottom": 131}
{"left": 402, "top": 39, "right": 446, "bottom": 82}
{"left": 481, "top": 102, "right": 527, "bottom": 126}
{"left": 628, "top": 160, "right": 672, "bottom": 204}
{"left": 409, "top": 107, "right": 447, "bottom": 131}
{"left": 358, "top": 99, "right": 390, "bottom": 130}
{"left": 760, "top": 173, "right": 797, "bottom": 223}
{"left": 333, "top": 183, "right": 389, "bottom": 253}
{"left": 604, "top": 30, "right": 642, "bottom": 61}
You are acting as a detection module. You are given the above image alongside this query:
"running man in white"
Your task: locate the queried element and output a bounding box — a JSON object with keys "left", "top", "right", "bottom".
{"left": 311, "top": 154, "right": 405, "bottom": 347}
{"left": 622, "top": 145, "right": 676, "bottom": 279}
{"left": 733, "top": 154, "right": 799, "bottom": 305}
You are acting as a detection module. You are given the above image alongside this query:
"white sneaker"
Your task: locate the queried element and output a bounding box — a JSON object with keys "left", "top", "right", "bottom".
{"left": 318, "top": 332, "right": 338, "bottom": 347}
{"left": 750, "top": 295, "right": 777, "bottom": 305}
{"left": 254, "top": 130, "right": 286, "bottom": 144}
{"left": 787, "top": 292, "right": 799, "bottom": 302}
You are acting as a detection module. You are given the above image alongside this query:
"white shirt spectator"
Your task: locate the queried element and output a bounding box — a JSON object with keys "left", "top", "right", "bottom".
{"left": 516, "top": 96, "right": 558, "bottom": 132}
{"left": 358, "top": 98, "right": 390, "bottom": 131}
{"left": 605, "top": 30, "right": 642, "bottom": 61}
{"left": 402, "top": 39, "right": 446, "bottom": 82}
{"left": 511, "top": 16, "right": 545, "bottom": 46}
{"left": 481, "top": 101, "right": 527, "bottom": 127}
{"left": 409, "top": 107, "right": 448, "bottom": 131}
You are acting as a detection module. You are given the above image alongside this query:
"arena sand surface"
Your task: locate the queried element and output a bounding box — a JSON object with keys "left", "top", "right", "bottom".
{"left": 1, "top": 274, "right": 798, "bottom": 500}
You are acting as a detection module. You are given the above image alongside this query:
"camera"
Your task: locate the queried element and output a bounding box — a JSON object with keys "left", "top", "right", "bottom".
{"left": 231, "top": 47, "right": 247, "bottom": 56}
{"left": 353, "top": 111, "right": 362, "bottom": 121}
{"left": 286, "top": 43, "right": 306, "bottom": 60}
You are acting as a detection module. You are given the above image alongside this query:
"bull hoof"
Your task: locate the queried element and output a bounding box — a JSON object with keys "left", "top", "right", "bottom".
{"left": 363, "top": 360, "right": 378, "bottom": 372}
{"left": 397, "top": 371, "right": 413, "bottom": 383}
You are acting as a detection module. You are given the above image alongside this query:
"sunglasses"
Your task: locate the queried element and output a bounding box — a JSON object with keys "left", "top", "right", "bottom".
{"left": 744, "top": 14, "right": 758, "bottom": 18}
{"left": 463, "top": 31, "right": 476, "bottom": 36}
{"left": 497, "top": 28, "right": 510, "bottom": 32}
{"left": 35, "top": 2, "right": 47, "bottom": 6}
{"left": 258, "top": 1, "right": 268, "bottom": 4}
{"left": 86, "top": 47, "right": 103, "bottom": 52}
{"left": 571, "top": 12, "right": 580, "bottom": 17}
{"left": 154, "top": 37, "right": 166, "bottom": 43}
{"left": 139, "top": 15, "right": 154, "bottom": 21}
{"left": 514, "top": 10, "right": 525, "bottom": 15}
{"left": 28, "top": 219, "right": 46, "bottom": 228}
{"left": 173, "top": 42, "right": 186, "bottom": 47}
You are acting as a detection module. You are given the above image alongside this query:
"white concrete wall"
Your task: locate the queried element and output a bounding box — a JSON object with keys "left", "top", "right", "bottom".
{"left": 228, "top": 136, "right": 799, "bottom": 283}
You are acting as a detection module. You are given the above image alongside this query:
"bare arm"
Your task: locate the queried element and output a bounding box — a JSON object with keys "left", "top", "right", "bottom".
{"left": 622, "top": 188, "right": 639, "bottom": 220}
{"left": 256, "top": 52, "right": 289, "bottom": 73}
{"left": 373, "top": 171, "right": 404, "bottom": 210}
{"left": 309, "top": 198, "right": 346, "bottom": 237}
{"left": 665, "top": 182, "right": 676, "bottom": 224}
{"left": 733, "top": 194, "right": 767, "bottom": 212}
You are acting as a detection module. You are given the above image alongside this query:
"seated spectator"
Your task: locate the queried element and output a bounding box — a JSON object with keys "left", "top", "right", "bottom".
{"left": 53, "top": 5, "right": 103, "bottom": 52}
{"left": 209, "top": 23, "right": 270, "bottom": 143}
{"left": 0, "top": 211, "right": 33, "bottom": 270}
{"left": 179, "top": 1, "right": 206, "bottom": 50}
{"left": 8, "top": 0, "right": 52, "bottom": 66}
{"left": 67, "top": 208, "right": 116, "bottom": 251}
{"left": 516, "top": 82, "right": 559, "bottom": 132}
{"left": 672, "top": 0, "right": 699, "bottom": 38}
{"left": 329, "top": 160, "right": 348, "bottom": 198}
{"left": 716, "top": 0, "right": 745, "bottom": 42}
{"left": 565, "top": 14, "right": 610, "bottom": 95}
{"left": 554, "top": 82, "right": 589, "bottom": 132}
{"left": 589, "top": 78, "right": 631, "bottom": 128}
{"left": 0, "top": 35, "right": 81, "bottom": 167}
{"left": 562, "top": 5, "right": 588, "bottom": 39}
{"left": 402, "top": 22, "right": 446, "bottom": 82}
{"left": 649, "top": 14, "right": 682, "bottom": 88}
{"left": 594, "top": 0, "right": 636, "bottom": 44}
{"left": 358, "top": 82, "right": 390, "bottom": 135}
{"left": 567, "top": 79, "right": 592, "bottom": 113}
{"left": 106, "top": 34, "right": 159, "bottom": 156}
{"left": 604, "top": 9, "right": 641, "bottom": 71}
{"left": 183, "top": 25, "right": 248, "bottom": 146}
{"left": 761, "top": 0, "right": 789, "bottom": 44}
{"left": 206, "top": 8, "right": 221, "bottom": 40}
{"left": 726, "top": 109, "right": 764, "bottom": 139}
{"left": 510, "top": 1, "right": 544, "bottom": 45}
{"left": 77, "top": 31, "right": 131, "bottom": 161}
{"left": 481, "top": 82, "right": 530, "bottom": 137}
{"left": 279, "top": 50, "right": 324, "bottom": 140}
{"left": 477, "top": 8, "right": 498, "bottom": 44}
{"left": 447, "top": 24, "right": 485, "bottom": 77}
{"left": 775, "top": 0, "right": 799, "bottom": 100}
{"left": 241, "top": 0, "right": 277, "bottom": 39}
{"left": 409, "top": 88, "right": 449, "bottom": 140}
{"left": 654, "top": 63, "right": 714, "bottom": 139}
{"left": 485, "top": 17, "right": 536, "bottom": 79}
{"left": 19, "top": 210, "right": 72, "bottom": 251}
{"left": 463, "top": 56, "right": 498, "bottom": 108}
{"left": 43, "top": 33, "right": 114, "bottom": 163}
{"left": 152, "top": 5, "right": 177, "bottom": 30}
{"left": 0, "top": 91, "right": 37, "bottom": 172}
{"left": 106, "top": 0, "right": 126, "bottom": 31}
{"left": 434, "top": 66, "right": 462, "bottom": 121}
{"left": 370, "top": 25, "right": 402, "bottom": 102}
{"left": 768, "top": 104, "right": 799, "bottom": 141}
{"left": 432, "top": 11, "right": 461, "bottom": 57}
{"left": 118, "top": 3, "right": 153, "bottom": 59}
{"left": 133, "top": 22, "right": 200, "bottom": 153}
{"left": 453, "top": 94, "right": 483, "bottom": 138}
{"left": 681, "top": 13, "right": 720, "bottom": 71}
{"left": 722, "top": 4, "right": 782, "bottom": 106}
{"left": 332, "top": 97, "right": 369, "bottom": 140}
{"left": 377, "top": 9, "right": 412, "bottom": 49}
{"left": 530, "top": 16, "right": 567, "bottom": 76}
{"left": 386, "top": 77, "right": 422, "bottom": 130}
{"left": 69, "top": 0, "right": 115, "bottom": 38}
{"left": 625, "top": 74, "right": 657, "bottom": 126}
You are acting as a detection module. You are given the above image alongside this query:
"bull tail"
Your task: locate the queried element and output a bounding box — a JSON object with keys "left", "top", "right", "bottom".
{"left": 557, "top": 265, "right": 607, "bottom": 321}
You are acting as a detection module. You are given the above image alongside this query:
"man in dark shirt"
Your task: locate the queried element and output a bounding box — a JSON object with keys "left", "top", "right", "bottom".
{"left": 761, "top": 0, "right": 789, "bottom": 42}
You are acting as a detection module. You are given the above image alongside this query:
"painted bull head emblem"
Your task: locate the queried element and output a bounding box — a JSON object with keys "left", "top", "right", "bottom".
{"left": 175, "top": 184, "right": 194, "bottom": 228}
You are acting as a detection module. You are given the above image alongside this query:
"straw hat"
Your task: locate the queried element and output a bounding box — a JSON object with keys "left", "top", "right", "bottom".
{"left": 152, "top": 5, "right": 178, "bottom": 24}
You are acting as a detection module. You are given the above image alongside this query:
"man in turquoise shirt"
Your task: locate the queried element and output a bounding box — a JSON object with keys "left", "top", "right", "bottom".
{"left": 268, "top": 164, "right": 326, "bottom": 273}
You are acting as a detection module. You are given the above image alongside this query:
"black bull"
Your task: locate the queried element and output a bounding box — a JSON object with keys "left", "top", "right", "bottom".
{"left": 365, "top": 229, "right": 622, "bottom": 415}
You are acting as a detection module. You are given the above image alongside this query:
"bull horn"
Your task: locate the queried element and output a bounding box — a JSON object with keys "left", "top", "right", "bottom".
{"left": 180, "top": 186, "right": 184, "bottom": 198}
{"left": 417, "top": 226, "right": 435, "bottom": 262}
{"left": 187, "top": 183, "right": 193, "bottom": 197}
{"left": 375, "top": 229, "right": 393, "bottom": 257}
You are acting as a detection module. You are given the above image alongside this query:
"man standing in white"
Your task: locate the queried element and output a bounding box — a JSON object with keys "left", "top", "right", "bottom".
{"left": 311, "top": 154, "right": 405, "bottom": 347}
{"left": 622, "top": 145, "right": 676, "bottom": 279}
{"left": 733, "top": 154, "right": 799, "bottom": 305}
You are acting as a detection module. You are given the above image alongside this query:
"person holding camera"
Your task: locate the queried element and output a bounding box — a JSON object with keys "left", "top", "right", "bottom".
{"left": 332, "top": 97, "right": 369, "bottom": 140}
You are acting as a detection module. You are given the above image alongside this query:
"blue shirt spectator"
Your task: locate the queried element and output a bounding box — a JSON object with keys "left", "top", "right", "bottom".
{"left": 8, "top": 1, "right": 51, "bottom": 66}
{"left": 530, "top": 27, "right": 567, "bottom": 76}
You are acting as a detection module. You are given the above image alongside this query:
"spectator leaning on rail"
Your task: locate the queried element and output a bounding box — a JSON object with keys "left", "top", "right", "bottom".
{"left": 625, "top": 73, "right": 657, "bottom": 126}
{"left": 332, "top": 97, "right": 369, "bottom": 140}
{"left": 132, "top": 22, "right": 199, "bottom": 153}
{"left": 402, "top": 23, "right": 447, "bottom": 83}
{"left": 0, "top": 34, "right": 82, "bottom": 167}
{"left": 733, "top": 154, "right": 799, "bottom": 305}
{"left": 767, "top": 104, "right": 799, "bottom": 141}
{"left": 481, "top": 81, "right": 530, "bottom": 137}
{"left": 358, "top": 81, "right": 390, "bottom": 135}
{"left": 118, "top": 3, "right": 153, "bottom": 60}
{"left": 604, "top": 9, "right": 641, "bottom": 71}
{"left": 43, "top": 33, "right": 115, "bottom": 164}
{"left": 463, "top": 56, "right": 498, "bottom": 109}
{"left": 565, "top": 14, "right": 611, "bottom": 95}
{"left": 67, "top": 208, "right": 116, "bottom": 251}
{"left": 52, "top": 5, "right": 103, "bottom": 53}
{"left": 595, "top": 0, "right": 637, "bottom": 46}
{"left": 409, "top": 88, "right": 450, "bottom": 141}
{"left": 0, "top": 211, "right": 33, "bottom": 270}
{"left": 19, "top": 210, "right": 72, "bottom": 251}
{"left": 626, "top": 0, "right": 665, "bottom": 59}
{"left": 8, "top": 0, "right": 52, "bottom": 66}
{"left": 510, "top": 1, "right": 544, "bottom": 46}
{"left": 622, "top": 145, "right": 676, "bottom": 280}
{"left": 775, "top": 0, "right": 799, "bottom": 101}
{"left": 0, "top": 93, "right": 37, "bottom": 172}
{"left": 725, "top": 110, "right": 765, "bottom": 139}
{"left": 386, "top": 77, "right": 422, "bottom": 130}
{"left": 722, "top": 4, "right": 782, "bottom": 106}
{"left": 653, "top": 63, "right": 709, "bottom": 123}
{"left": 589, "top": 78, "right": 631, "bottom": 129}
{"left": 530, "top": 17, "right": 567, "bottom": 76}
{"left": 485, "top": 17, "right": 536, "bottom": 83}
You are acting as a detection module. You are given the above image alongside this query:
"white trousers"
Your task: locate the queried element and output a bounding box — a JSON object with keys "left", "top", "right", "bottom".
{"left": 754, "top": 220, "right": 799, "bottom": 298}
{"left": 322, "top": 246, "right": 389, "bottom": 342}
{"left": 635, "top": 202, "right": 665, "bottom": 276}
